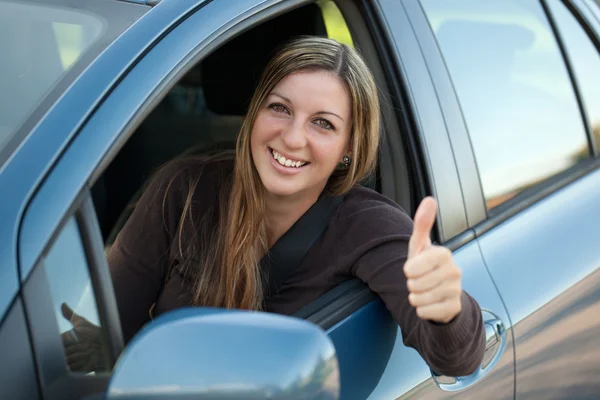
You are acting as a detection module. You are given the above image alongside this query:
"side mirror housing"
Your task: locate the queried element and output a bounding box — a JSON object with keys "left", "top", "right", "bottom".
{"left": 106, "top": 308, "right": 339, "bottom": 399}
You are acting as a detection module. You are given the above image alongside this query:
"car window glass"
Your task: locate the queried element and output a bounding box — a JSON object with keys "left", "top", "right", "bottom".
{"left": 0, "top": 1, "right": 105, "bottom": 152}
{"left": 45, "top": 216, "right": 111, "bottom": 374}
{"left": 421, "top": 0, "right": 590, "bottom": 210}
{"left": 548, "top": 0, "right": 600, "bottom": 148}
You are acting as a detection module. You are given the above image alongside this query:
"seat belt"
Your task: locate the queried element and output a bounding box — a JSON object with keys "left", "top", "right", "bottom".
{"left": 261, "top": 194, "right": 345, "bottom": 299}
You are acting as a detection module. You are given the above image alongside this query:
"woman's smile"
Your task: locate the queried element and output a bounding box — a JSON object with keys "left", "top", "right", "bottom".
{"left": 267, "top": 147, "right": 309, "bottom": 176}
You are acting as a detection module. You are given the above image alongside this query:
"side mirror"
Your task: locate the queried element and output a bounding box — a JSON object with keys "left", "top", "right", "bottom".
{"left": 106, "top": 308, "right": 339, "bottom": 399}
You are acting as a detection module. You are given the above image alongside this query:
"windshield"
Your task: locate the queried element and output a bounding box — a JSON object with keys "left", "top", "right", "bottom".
{"left": 0, "top": 0, "right": 147, "bottom": 165}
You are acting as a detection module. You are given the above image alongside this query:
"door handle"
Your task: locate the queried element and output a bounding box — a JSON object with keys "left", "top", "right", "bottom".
{"left": 431, "top": 309, "right": 507, "bottom": 392}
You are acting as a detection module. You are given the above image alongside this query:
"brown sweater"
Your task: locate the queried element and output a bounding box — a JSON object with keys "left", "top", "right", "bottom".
{"left": 108, "top": 158, "right": 486, "bottom": 376}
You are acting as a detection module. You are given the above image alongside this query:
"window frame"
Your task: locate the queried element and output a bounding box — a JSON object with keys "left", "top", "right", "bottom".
{"left": 558, "top": 0, "right": 600, "bottom": 155}
{"left": 21, "top": 190, "right": 122, "bottom": 400}
{"left": 411, "top": 0, "right": 600, "bottom": 237}
{"left": 543, "top": 0, "right": 599, "bottom": 155}
{"left": 374, "top": 0, "right": 470, "bottom": 243}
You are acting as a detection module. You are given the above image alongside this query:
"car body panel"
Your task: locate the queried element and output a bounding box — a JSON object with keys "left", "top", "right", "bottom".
{"left": 477, "top": 166, "right": 600, "bottom": 398}
{"left": 402, "top": 0, "right": 600, "bottom": 397}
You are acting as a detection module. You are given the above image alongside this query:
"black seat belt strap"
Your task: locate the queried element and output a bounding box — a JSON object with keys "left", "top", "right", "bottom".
{"left": 261, "top": 194, "right": 345, "bottom": 299}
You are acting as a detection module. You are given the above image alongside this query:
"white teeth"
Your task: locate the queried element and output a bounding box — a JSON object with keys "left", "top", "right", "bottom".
{"left": 271, "top": 149, "right": 306, "bottom": 168}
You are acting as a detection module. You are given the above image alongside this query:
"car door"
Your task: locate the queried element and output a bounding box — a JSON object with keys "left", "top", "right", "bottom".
{"left": 15, "top": 0, "right": 307, "bottom": 399}
{"left": 415, "top": 0, "right": 600, "bottom": 398}
{"left": 294, "top": 1, "right": 515, "bottom": 399}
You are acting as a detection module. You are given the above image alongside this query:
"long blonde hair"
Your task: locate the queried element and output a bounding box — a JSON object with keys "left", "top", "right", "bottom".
{"left": 176, "top": 37, "right": 380, "bottom": 310}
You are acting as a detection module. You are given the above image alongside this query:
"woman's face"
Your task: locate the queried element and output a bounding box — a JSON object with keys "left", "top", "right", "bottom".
{"left": 250, "top": 69, "right": 352, "bottom": 201}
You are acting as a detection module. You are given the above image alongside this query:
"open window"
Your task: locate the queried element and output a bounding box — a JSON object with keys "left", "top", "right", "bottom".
{"left": 90, "top": 1, "right": 418, "bottom": 345}
{"left": 94, "top": 0, "right": 415, "bottom": 253}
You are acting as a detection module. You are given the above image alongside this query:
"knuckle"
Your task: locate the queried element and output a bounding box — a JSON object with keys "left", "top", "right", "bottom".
{"left": 404, "top": 260, "right": 415, "bottom": 276}
{"left": 454, "top": 297, "right": 462, "bottom": 311}
{"left": 434, "top": 246, "right": 451, "bottom": 260}
{"left": 450, "top": 285, "right": 462, "bottom": 298}
{"left": 441, "top": 246, "right": 452, "bottom": 260}
{"left": 408, "top": 293, "right": 416, "bottom": 306}
{"left": 454, "top": 267, "right": 463, "bottom": 279}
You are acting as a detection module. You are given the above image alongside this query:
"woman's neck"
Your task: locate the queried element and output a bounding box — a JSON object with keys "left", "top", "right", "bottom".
{"left": 264, "top": 190, "right": 321, "bottom": 248}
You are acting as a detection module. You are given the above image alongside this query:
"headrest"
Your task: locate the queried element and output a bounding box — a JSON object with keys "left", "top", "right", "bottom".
{"left": 201, "top": 4, "right": 327, "bottom": 115}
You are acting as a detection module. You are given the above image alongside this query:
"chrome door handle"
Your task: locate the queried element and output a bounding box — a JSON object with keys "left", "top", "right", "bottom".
{"left": 431, "top": 309, "right": 507, "bottom": 392}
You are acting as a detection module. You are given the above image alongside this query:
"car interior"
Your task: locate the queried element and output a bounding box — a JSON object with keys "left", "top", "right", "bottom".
{"left": 92, "top": 0, "right": 417, "bottom": 265}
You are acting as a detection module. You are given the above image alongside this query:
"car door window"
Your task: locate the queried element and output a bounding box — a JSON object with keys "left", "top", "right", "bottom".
{"left": 420, "top": 0, "right": 591, "bottom": 210}
{"left": 547, "top": 0, "right": 600, "bottom": 150}
{"left": 44, "top": 216, "right": 111, "bottom": 374}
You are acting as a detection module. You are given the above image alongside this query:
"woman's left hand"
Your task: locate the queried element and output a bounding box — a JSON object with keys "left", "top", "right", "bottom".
{"left": 404, "top": 197, "right": 463, "bottom": 324}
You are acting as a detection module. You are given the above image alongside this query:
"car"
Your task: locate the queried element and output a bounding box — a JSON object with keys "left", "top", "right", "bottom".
{"left": 1, "top": 0, "right": 599, "bottom": 399}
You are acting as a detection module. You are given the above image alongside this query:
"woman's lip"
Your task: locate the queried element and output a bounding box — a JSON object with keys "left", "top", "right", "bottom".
{"left": 269, "top": 147, "right": 309, "bottom": 164}
{"left": 267, "top": 148, "right": 306, "bottom": 175}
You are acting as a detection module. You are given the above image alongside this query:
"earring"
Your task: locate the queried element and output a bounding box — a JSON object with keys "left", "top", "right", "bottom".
{"left": 343, "top": 155, "right": 352, "bottom": 167}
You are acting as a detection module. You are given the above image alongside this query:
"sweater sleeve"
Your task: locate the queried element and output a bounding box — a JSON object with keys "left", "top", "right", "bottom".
{"left": 336, "top": 194, "right": 486, "bottom": 376}
{"left": 106, "top": 162, "right": 189, "bottom": 344}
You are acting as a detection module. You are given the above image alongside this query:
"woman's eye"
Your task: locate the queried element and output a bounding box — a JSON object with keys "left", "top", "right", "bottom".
{"left": 314, "top": 118, "right": 335, "bottom": 131}
{"left": 268, "top": 103, "right": 289, "bottom": 114}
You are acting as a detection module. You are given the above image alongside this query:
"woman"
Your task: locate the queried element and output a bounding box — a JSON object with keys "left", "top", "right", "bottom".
{"left": 66, "top": 37, "right": 485, "bottom": 377}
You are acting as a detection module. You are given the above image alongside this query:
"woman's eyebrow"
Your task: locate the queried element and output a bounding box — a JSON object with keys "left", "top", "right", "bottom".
{"left": 315, "top": 111, "right": 344, "bottom": 122}
{"left": 270, "top": 92, "right": 292, "bottom": 103}
{"left": 270, "top": 92, "right": 344, "bottom": 122}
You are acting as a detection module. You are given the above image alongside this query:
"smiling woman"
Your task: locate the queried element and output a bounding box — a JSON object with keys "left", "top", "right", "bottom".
{"left": 88, "top": 36, "right": 487, "bottom": 379}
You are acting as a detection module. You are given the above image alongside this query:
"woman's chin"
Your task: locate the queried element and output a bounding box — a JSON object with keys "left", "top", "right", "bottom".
{"left": 262, "top": 182, "right": 302, "bottom": 198}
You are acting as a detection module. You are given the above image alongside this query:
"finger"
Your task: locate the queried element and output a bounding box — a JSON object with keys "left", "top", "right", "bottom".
{"left": 61, "top": 330, "right": 79, "bottom": 347}
{"left": 408, "top": 283, "right": 462, "bottom": 308}
{"left": 408, "top": 197, "right": 437, "bottom": 259}
{"left": 415, "top": 298, "right": 462, "bottom": 323}
{"left": 404, "top": 246, "right": 452, "bottom": 280}
{"left": 67, "top": 356, "right": 91, "bottom": 372}
{"left": 61, "top": 303, "right": 74, "bottom": 321}
{"left": 71, "top": 326, "right": 99, "bottom": 339}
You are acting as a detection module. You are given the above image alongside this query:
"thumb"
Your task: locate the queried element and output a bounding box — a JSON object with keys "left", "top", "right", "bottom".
{"left": 408, "top": 197, "right": 437, "bottom": 259}
{"left": 61, "top": 303, "right": 75, "bottom": 321}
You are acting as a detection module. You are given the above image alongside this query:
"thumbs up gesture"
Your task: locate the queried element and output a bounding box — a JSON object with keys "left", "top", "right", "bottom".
{"left": 60, "top": 303, "right": 105, "bottom": 372}
{"left": 404, "top": 197, "right": 463, "bottom": 324}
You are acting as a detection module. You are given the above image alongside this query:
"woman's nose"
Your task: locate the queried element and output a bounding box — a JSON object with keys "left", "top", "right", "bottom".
{"left": 281, "top": 120, "right": 308, "bottom": 149}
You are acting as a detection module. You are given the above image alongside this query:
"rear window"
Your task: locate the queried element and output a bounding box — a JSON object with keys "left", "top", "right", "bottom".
{"left": 0, "top": 0, "right": 147, "bottom": 164}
